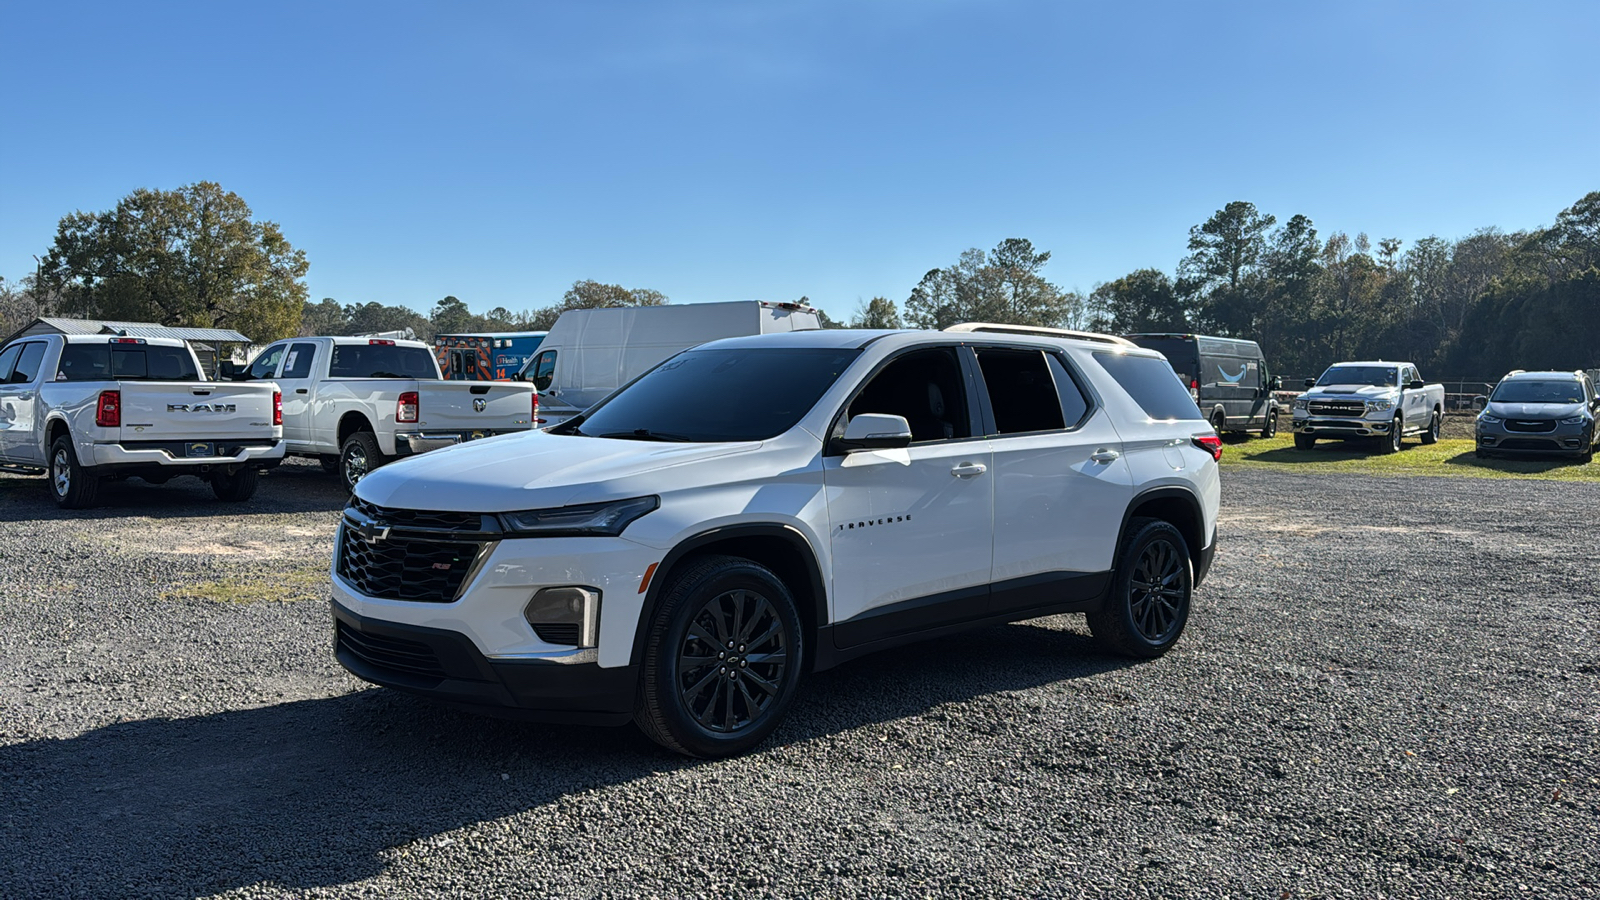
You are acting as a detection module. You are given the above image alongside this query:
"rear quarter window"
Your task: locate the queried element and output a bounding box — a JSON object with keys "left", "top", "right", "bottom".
{"left": 1092, "top": 352, "right": 1204, "bottom": 421}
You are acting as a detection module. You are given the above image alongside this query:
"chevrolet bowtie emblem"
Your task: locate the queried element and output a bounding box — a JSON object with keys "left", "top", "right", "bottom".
{"left": 354, "top": 523, "right": 391, "bottom": 543}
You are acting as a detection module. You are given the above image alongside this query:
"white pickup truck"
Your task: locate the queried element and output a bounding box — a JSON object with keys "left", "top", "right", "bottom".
{"left": 226, "top": 336, "right": 536, "bottom": 490}
{"left": 1291, "top": 360, "right": 1446, "bottom": 453}
{"left": 0, "top": 334, "right": 285, "bottom": 507}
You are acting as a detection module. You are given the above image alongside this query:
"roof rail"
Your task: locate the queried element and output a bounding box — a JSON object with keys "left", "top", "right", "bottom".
{"left": 943, "top": 322, "right": 1135, "bottom": 346}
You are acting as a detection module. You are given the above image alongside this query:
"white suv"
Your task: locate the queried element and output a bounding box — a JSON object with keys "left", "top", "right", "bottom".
{"left": 331, "top": 326, "right": 1222, "bottom": 757}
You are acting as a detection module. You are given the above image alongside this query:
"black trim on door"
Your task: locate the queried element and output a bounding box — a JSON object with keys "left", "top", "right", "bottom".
{"left": 827, "top": 570, "right": 1111, "bottom": 654}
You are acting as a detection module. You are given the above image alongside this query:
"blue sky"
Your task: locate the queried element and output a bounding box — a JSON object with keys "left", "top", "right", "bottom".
{"left": 2, "top": 1, "right": 1596, "bottom": 322}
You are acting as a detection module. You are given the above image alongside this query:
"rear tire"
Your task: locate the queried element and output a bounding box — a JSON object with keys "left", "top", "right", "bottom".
{"left": 211, "top": 466, "right": 259, "bottom": 502}
{"left": 1294, "top": 433, "right": 1315, "bottom": 451}
{"left": 1088, "top": 518, "right": 1192, "bottom": 659}
{"left": 634, "top": 555, "right": 804, "bottom": 758}
{"left": 339, "top": 432, "right": 385, "bottom": 493}
{"left": 319, "top": 455, "right": 340, "bottom": 475}
{"left": 1421, "top": 410, "right": 1441, "bottom": 445}
{"left": 49, "top": 435, "right": 101, "bottom": 509}
{"left": 1210, "top": 410, "right": 1227, "bottom": 436}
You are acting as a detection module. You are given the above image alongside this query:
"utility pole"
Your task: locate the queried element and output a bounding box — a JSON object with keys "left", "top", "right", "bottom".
{"left": 31, "top": 254, "right": 45, "bottom": 317}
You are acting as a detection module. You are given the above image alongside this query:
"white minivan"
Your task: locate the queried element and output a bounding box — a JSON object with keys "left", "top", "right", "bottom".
{"left": 516, "top": 301, "right": 821, "bottom": 427}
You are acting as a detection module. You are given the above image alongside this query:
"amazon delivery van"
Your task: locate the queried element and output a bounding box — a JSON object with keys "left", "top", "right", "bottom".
{"left": 517, "top": 300, "right": 821, "bottom": 427}
{"left": 1125, "top": 333, "right": 1281, "bottom": 436}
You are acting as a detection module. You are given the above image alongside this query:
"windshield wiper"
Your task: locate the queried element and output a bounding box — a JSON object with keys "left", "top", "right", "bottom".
{"left": 593, "top": 429, "right": 695, "bottom": 443}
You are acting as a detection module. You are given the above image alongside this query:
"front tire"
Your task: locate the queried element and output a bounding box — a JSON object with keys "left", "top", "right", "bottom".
{"left": 1379, "top": 416, "right": 1403, "bottom": 454}
{"left": 1262, "top": 406, "right": 1278, "bottom": 438}
{"left": 211, "top": 466, "right": 259, "bottom": 502}
{"left": 339, "top": 432, "right": 385, "bottom": 493}
{"left": 634, "top": 555, "right": 804, "bottom": 758}
{"left": 49, "top": 435, "right": 101, "bottom": 509}
{"left": 1088, "top": 518, "right": 1193, "bottom": 659}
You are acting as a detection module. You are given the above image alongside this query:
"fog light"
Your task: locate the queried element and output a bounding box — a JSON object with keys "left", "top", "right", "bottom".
{"left": 524, "top": 586, "right": 601, "bottom": 648}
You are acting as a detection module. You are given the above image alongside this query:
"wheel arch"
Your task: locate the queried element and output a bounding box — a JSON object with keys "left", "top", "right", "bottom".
{"left": 629, "top": 524, "right": 827, "bottom": 674}
{"left": 1119, "top": 487, "right": 1209, "bottom": 584}
{"left": 337, "top": 411, "right": 375, "bottom": 446}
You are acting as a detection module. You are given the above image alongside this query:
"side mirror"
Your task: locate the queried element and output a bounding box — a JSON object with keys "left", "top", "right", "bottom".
{"left": 220, "top": 361, "right": 241, "bottom": 380}
{"left": 836, "top": 413, "right": 912, "bottom": 452}
{"left": 1303, "top": 378, "right": 1315, "bottom": 388}
{"left": 1270, "top": 376, "right": 1283, "bottom": 391}
{"left": 1407, "top": 379, "right": 1425, "bottom": 390}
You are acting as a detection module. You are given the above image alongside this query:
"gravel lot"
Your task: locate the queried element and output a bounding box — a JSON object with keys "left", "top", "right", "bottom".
{"left": 2, "top": 461, "right": 1597, "bottom": 899}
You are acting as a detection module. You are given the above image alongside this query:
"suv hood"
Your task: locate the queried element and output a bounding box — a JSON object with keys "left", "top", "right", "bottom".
{"left": 1485, "top": 401, "right": 1587, "bottom": 420}
{"left": 1305, "top": 384, "right": 1396, "bottom": 398}
{"left": 353, "top": 431, "right": 762, "bottom": 512}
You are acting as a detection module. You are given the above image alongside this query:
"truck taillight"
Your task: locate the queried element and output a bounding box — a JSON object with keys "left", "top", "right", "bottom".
{"left": 1193, "top": 433, "right": 1223, "bottom": 461}
{"left": 532, "top": 391, "right": 543, "bottom": 425}
{"left": 96, "top": 390, "right": 121, "bottom": 427}
{"left": 1189, "top": 378, "right": 1200, "bottom": 402}
{"left": 273, "top": 390, "right": 283, "bottom": 426}
{"left": 397, "top": 391, "right": 419, "bottom": 423}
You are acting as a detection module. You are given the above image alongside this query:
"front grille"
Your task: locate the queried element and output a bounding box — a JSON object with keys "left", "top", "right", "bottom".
{"left": 336, "top": 621, "right": 446, "bottom": 679}
{"left": 338, "top": 527, "right": 486, "bottom": 602}
{"left": 1505, "top": 419, "right": 1557, "bottom": 433}
{"left": 1308, "top": 399, "right": 1366, "bottom": 417}
{"left": 1498, "top": 438, "right": 1561, "bottom": 451}
{"left": 348, "top": 497, "right": 492, "bottom": 532}
{"left": 532, "top": 623, "right": 580, "bottom": 646}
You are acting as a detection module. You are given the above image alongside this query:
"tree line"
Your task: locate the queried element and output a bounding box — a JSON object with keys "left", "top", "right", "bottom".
{"left": 4, "top": 181, "right": 1594, "bottom": 381}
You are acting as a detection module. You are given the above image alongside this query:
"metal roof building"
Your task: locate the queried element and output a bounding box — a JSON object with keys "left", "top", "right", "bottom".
{"left": 5, "top": 317, "right": 251, "bottom": 345}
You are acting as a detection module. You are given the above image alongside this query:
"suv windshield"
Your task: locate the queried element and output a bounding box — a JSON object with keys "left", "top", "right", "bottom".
{"left": 57, "top": 343, "right": 201, "bottom": 381}
{"left": 574, "top": 347, "right": 861, "bottom": 442}
{"left": 329, "top": 344, "right": 439, "bottom": 379}
{"left": 1491, "top": 380, "right": 1585, "bottom": 404}
{"left": 1317, "top": 366, "right": 1396, "bottom": 387}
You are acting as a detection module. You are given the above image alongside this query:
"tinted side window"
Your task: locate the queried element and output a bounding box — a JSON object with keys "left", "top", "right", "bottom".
{"left": 1093, "top": 352, "right": 1204, "bottom": 421}
{"left": 248, "top": 344, "right": 286, "bottom": 380}
{"left": 9, "top": 342, "right": 46, "bottom": 384}
{"left": 281, "top": 343, "right": 317, "bottom": 379}
{"left": 975, "top": 348, "right": 1065, "bottom": 435}
{"left": 1048, "top": 354, "right": 1091, "bottom": 427}
{"left": 530, "top": 351, "right": 557, "bottom": 391}
{"left": 0, "top": 344, "right": 22, "bottom": 382}
{"left": 846, "top": 348, "right": 970, "bottom": 443}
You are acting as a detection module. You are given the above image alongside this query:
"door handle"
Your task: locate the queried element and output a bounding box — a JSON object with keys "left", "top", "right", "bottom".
{"left": 1089, "top": 448, "right": 1121, "bottom": 463}
{"left": 951, "top": 462, "right": 987, "bottom": 477}
{"left": 295, "top": 388, "right": 308, "bottom": 394}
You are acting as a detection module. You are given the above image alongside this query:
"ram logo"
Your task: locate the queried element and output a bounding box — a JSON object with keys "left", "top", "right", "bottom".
{"left": 167, "top": 403, "right": 237, "bottom": 413}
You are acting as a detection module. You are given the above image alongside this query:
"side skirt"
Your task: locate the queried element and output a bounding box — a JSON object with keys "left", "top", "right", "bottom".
{"left": 814, "top": 571, "right": 1110, "bottom": 672}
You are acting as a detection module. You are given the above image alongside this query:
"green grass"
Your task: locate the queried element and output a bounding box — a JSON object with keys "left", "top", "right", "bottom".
{"left": 1219, "top": 437, "right": 1600, "bottom": 482}
{"left": 161, "top": 567, "right": 326, "bottom": 604}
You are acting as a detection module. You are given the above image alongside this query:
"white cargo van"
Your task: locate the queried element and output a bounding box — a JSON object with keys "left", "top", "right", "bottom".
{"left": 516, "top": 301, "right": 821, "bottom": 427}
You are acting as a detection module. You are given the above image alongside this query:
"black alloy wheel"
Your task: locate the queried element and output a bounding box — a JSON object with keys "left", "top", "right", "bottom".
{"left": 635, "top": 555, "right": 804, "bottom": 757}
{"left": 1088, "top": 517, "right": 1192, "bottom": 658}
{"left": 675, "top": 588, "right": 790, "bottom": 734}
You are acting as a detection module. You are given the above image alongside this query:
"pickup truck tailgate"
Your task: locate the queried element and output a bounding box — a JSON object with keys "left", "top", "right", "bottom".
{"left": 119, "top": 382, "right": 281, "bottom": 441}
{"left": 415, "top": 381, "right": 535, "bottom": 431}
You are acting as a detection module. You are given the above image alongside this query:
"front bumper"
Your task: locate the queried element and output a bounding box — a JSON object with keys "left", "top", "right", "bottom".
{"left": 91, "top": 439, "right": 285, "bottom": 468}
{"left": 333, "top": 600, "right": 637, "bottom": 725}
{"left": 1477, "top": 421, "right": 1593, "bottom": 456}
{"left": 1291, "top": 414, "right": 1392, "bottom": 437}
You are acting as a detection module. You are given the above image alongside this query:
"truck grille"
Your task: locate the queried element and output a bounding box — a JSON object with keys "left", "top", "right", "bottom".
{"left": 337, "top": 500, "right": 496, "bottom": 603}
{"left": 1505, "top": 419, "right": 1557, "bottom": 433}
{"left": 1308, "top": 399, "right": 1366, "bottom": 417}
{"left": 336, "top": 621, "right": 446, "bottom": 679}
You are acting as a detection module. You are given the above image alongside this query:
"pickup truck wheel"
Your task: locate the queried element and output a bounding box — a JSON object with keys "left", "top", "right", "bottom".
{"left": 1088, "top": 517, "right": 1192, "bottom": 659}
{"left": 1379, "top": 416, "right": 1403, "bottom": 454}
{"left": 634, "top": 555, "right": 804, "bottom": 758}
{"left": 1421, "top": 410, "right": 1441, "bottom": 445}
{"left": 211, "top": 466, "right": 259, "bottom": 502}
{"left": 339, "top": 432, "right": 385, "bottom": 493}
{"left": 1293, "top": 434, "right": 1315, "bottom": 451}
{"left": 1262, "top": 407, "right": 1278, "bottom": 438}
{"left": 319, "top": 455, "right": 340, "bottom": 475}
{"left": 49, "top": 435, "right": 101, "bottom": 509}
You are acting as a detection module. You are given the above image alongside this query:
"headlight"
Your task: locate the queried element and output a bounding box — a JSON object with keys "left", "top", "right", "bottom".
{"left": 1366, "top": 399, "right": 1393, "bottom": 412}
{"left": 1559, "top": 416, "right": 1590, "bottom": 426}
{"left": 1292, "top": 398, "right": 1308, "bottom": 411}
{"left": 1478, "top": 414, "right": 1502, "bottom": 424}
{"left": 500, "top": 496, "right": 659, "bottom": 536}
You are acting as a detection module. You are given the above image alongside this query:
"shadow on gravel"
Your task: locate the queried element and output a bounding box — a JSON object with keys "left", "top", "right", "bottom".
{"left": 1245, "top": 444, "right": 1379, "bottom": 462}
{"left": 0, "top": 620, "right": 1128, "bottom": 896}
{"left": 1441, "top": 450, "right": 1593, "bottom": 474}
{"left": 0, "top": 463, "right": 349, "bottom": 523}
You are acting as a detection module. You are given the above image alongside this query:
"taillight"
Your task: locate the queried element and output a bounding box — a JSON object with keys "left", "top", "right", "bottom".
{"left": 532, "top": 390, "right": 543, "bottom": 425}
{"left": 368, "top": 339, "right": 396, "bottom": 346}
{"left": 397, "top": 391, "right": 419, "bottom": 423}
{"left": 1189, "top": 378, "right": 1200, "bottom": 401}
{"left": 273, "top": 390, "right": 283, "bottom": 426}
{"left": 96, "top": 390, "right": 121, "bottom": 427}
{"left": 1193, "top": 433, "right": 1223, "bottom": 461}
